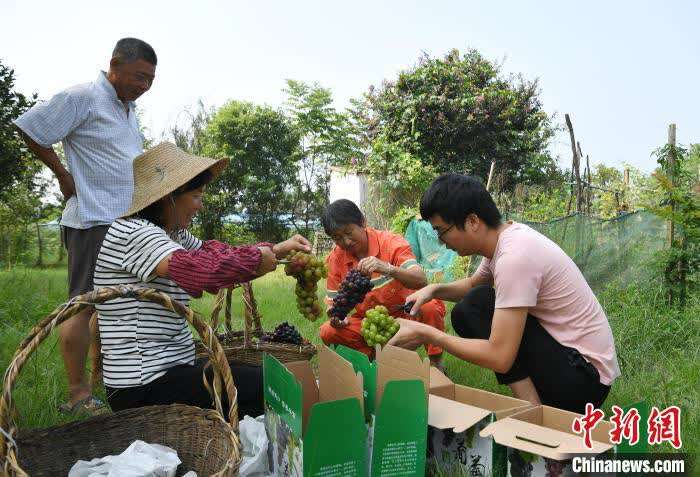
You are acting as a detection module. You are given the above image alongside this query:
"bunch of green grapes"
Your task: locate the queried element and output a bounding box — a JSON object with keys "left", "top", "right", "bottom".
{"left": 284, "top": 251, "right": 327, "bottom": 321}
{"left": 361, "top": 305, "right": 400, "bottom": 348}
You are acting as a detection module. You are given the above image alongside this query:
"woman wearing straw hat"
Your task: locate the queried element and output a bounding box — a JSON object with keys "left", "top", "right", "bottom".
{"left": 92, "top": 142, "right": 311, "bottom": 417}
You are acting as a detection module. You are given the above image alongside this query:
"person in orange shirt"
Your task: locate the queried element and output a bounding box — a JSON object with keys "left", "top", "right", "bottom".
{"left": 318, "top": 199, "right": 446, "bottom": 366}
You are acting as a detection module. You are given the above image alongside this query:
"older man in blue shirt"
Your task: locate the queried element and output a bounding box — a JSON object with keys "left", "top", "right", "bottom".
{"left": 14, "top": 37, "right": 156, "bottom": 414}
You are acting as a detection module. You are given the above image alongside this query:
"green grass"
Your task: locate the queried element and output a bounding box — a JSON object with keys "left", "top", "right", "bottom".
{"left": 0, "top": 267, "right": 697, "bottom": 458}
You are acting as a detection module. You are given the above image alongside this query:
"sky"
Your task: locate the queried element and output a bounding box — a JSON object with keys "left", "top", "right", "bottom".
{"left": 2, "top": 0, "right": 698, "bottom": 173}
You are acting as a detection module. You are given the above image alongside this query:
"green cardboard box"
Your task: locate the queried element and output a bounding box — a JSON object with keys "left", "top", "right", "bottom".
{"left": 427, "top": 366, "right": 532, "bottom": 477}
{"left": 480, "top": 405, "right": 617, "bottom": 476}
{"left": 263, "top": 346, "right": 368, "bottom": 476}
{"left": 332, "top": 344, "right": 431, "bottom": 477}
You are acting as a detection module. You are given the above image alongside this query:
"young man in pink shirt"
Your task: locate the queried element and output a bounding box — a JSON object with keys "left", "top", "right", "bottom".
{"left": 389, "top": 174, "right": 620, "bottom": 413}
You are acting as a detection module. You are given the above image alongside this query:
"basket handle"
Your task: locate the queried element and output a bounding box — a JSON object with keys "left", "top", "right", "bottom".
{"left": 209, "top": 284, "right": 263, "bottom": 340}
{"left": 210, "top": 283, "right": 242, "bottom": 331}
{"left": 240, "top": 283, "right": 263, "bottom": 341}
{"left": 0, "top": 285, "right": 240, "bottom": 465}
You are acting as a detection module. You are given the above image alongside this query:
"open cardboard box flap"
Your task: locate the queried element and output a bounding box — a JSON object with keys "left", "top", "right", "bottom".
{"left": 428, "top": 394, "right": 491, "bottom": 433}
{"left": 453, "top": 386, "right": 531, "bottom": 420}
{"left": 318, "top": 345, "right": 365, "bottom": 416}
{"left": 375, "top": 344, "right": 430, "bottom": 408}
{"left": 428, "top": 366, "right": 531, "bottom": 420}
{"left": 480, "top": 405, "right": 615, "bottom": 460}
{"left": 284, "top": 360, "right": 319, "bottom": 433}
{"left": 428, "top": 366, "right": 454, "bottom": 399}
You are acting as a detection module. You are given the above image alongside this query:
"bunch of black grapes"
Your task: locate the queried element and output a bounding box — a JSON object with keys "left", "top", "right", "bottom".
{"left": 328, "top": 269, "right": 373, "bottom": 321}
{"left": 284, "top": 251, "right": 326, "bottom": 321}
{"left": 260, "top": 322, "right": 304, "bottom": 345}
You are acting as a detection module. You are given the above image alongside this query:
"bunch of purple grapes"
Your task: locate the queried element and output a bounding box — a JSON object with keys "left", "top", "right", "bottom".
{"left": 328, "top": 269, "right": 373, "bottom": 321}
{"left": 260, "top": 322, "right": 304, "bottom": 345}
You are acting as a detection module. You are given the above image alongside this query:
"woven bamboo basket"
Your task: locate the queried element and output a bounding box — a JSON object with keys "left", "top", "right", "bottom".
{"left": 0, "top": 286, "right": 242, "bottom": 477}
{"left": 195, "top": 282, "right": 316, "bottom": 366}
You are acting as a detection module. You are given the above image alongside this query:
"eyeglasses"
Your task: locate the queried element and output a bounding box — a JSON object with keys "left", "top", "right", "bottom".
{"left": 436, "top": 224, "right": 454, "bottom": 241}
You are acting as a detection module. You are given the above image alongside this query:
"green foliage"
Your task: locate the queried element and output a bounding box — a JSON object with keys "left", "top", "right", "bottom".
{"left": 389, "top": 206, "right": 419, "bottom": 235}
{"left": 0, "top": 178, "right": 61, "bottom": 267}
{"left": 219, "top": 223, "right": 259, "bottom": 246}
{"left": 0, "top": 60, "right": 38, "bottom": 197}
{"left": 168, "top": 101, "right": 221, "bottom": 239}
{"left": 650, "top": 142, "right": 700, "bottom": 307}
{"left": 590, "top": 164, "right": 624, "bottom": 218}
{"left": 169, "top": 100, "right": 214, "bottom": 155}
{"left": 202, "top": 100, "right": 301, "bottom": 241}
{"left": 494, "top": 184, "right": 570, "bottom": 222}
{"left": 367, "top": 136, "right": 435, "bottom": 191}
{"left": 0, "top": 60, "right": 58, "bottom": 267}
{"left": 586, "top": 164, "right": 659, "bottom": 218}
{"left": 353, "top": 49, "right": 557, "bottom": 190}
{"left": 360, "top": 137, "right": 437, "bottom": 226}
{"left": 284, "top": 80, "right": 359, "bottom": 236}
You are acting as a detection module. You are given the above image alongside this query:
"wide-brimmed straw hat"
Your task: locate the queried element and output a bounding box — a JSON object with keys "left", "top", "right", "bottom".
{"left": 122, "top": 142, "right": 228, "bottom": 217}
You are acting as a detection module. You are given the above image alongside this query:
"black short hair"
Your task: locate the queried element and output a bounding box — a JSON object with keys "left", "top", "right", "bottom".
{"left": 112, "top": 38, "right": 157, "bottom": 65}
{"left": 321, "top": 199, "right": 365, "bottom": 235}
{"left": 420, "top": 173, "right": 502, "bottom": 228}
{"left": 134, "top": 169, "right": 213, "bottom": 227}
{"left": 176, "top": 169, "right": 213, "bottom": 195}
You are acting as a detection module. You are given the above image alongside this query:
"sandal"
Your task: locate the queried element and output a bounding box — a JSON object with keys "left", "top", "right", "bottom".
{"left": 58, "top": 395, "right": 109, "bottom": 417}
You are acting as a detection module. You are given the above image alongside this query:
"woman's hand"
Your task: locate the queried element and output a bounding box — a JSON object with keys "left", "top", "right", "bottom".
{"left": 272, "top": 234, "right": 312, "bottom": 258}
{"left": 256, "top": 246, "right": 278, "bottom": 276}
{"left": 405, "top": 284, "right": 437, "bottom": 316}
{"left": 387, "top": 318, "right": 433, "bottom": 351}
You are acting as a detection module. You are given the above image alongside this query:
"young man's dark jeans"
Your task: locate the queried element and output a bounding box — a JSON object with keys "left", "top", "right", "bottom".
{"left": 451, "top": 285, "right": 610, "bottom": 413}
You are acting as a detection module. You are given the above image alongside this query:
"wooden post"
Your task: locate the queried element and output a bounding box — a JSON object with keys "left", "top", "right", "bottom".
{"left": 585, "top": 155, "right": 592, "bottom": 214}
{"left": 565, "top": 115, "right": 583, "bottom": 213}
{"left": 666, "top": 124, "right": 677, "bottom": 305}
{"left": 486, "top": 160, "right": 496, "bottom": 191}
{"left": 666, "top": 124, "right": 677, "bottom": 247}
{"left": 565, "top": 115, "right": 583, "bottom": 258}
{"left": 576, "top": 141, "right": 587, "bottom": 214}
{"left": 622, "top": 168, "right": 630, "bottom": 212}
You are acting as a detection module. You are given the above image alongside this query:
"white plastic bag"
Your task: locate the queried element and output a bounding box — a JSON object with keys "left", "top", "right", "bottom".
{"left": 68, "top": 440, "right": 183, "bottom": 477}
{"left": 239, "top": 415, "right": 271, "bottom": 476}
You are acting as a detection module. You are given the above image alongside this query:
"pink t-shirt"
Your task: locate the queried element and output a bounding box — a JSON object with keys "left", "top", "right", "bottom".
{"left": 475, "top": 222, "right": 621, "bottom": 385}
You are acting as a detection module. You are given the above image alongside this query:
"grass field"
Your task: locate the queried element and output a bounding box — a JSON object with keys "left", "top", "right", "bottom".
{"left": 0, "top": 266, "right": 697, "bottom": 457}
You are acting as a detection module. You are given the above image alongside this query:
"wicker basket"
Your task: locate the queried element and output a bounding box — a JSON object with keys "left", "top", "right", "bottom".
{"left": 195, "top": 282, "right": 316, "bottom": 366}
{"left": 0, "top": 286, "right": 242, "bottom": 477}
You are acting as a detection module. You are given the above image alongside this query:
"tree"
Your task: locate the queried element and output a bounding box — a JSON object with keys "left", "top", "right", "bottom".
{"left": 353, "top": 49, "right": 556, "bottom": 190}
{"left": 651, "top": 141, "right": 699, "bottom": 308}
{"left": 0, "top": 60, "right": 39, "bottom": 197}
{"left": 284, "top": 80, "right": 359, "bottom": 235}
{"left": 202, "top": 100, "right": 300, "bottom": 241}
{"left": 0, "top": 60, "right": 59, "bottom": 267}
{"left": 170, "top": 99, "right": 214, "bottom": 155}
{"left": 168, "top": 100, "right": 224, "bottom": 239}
